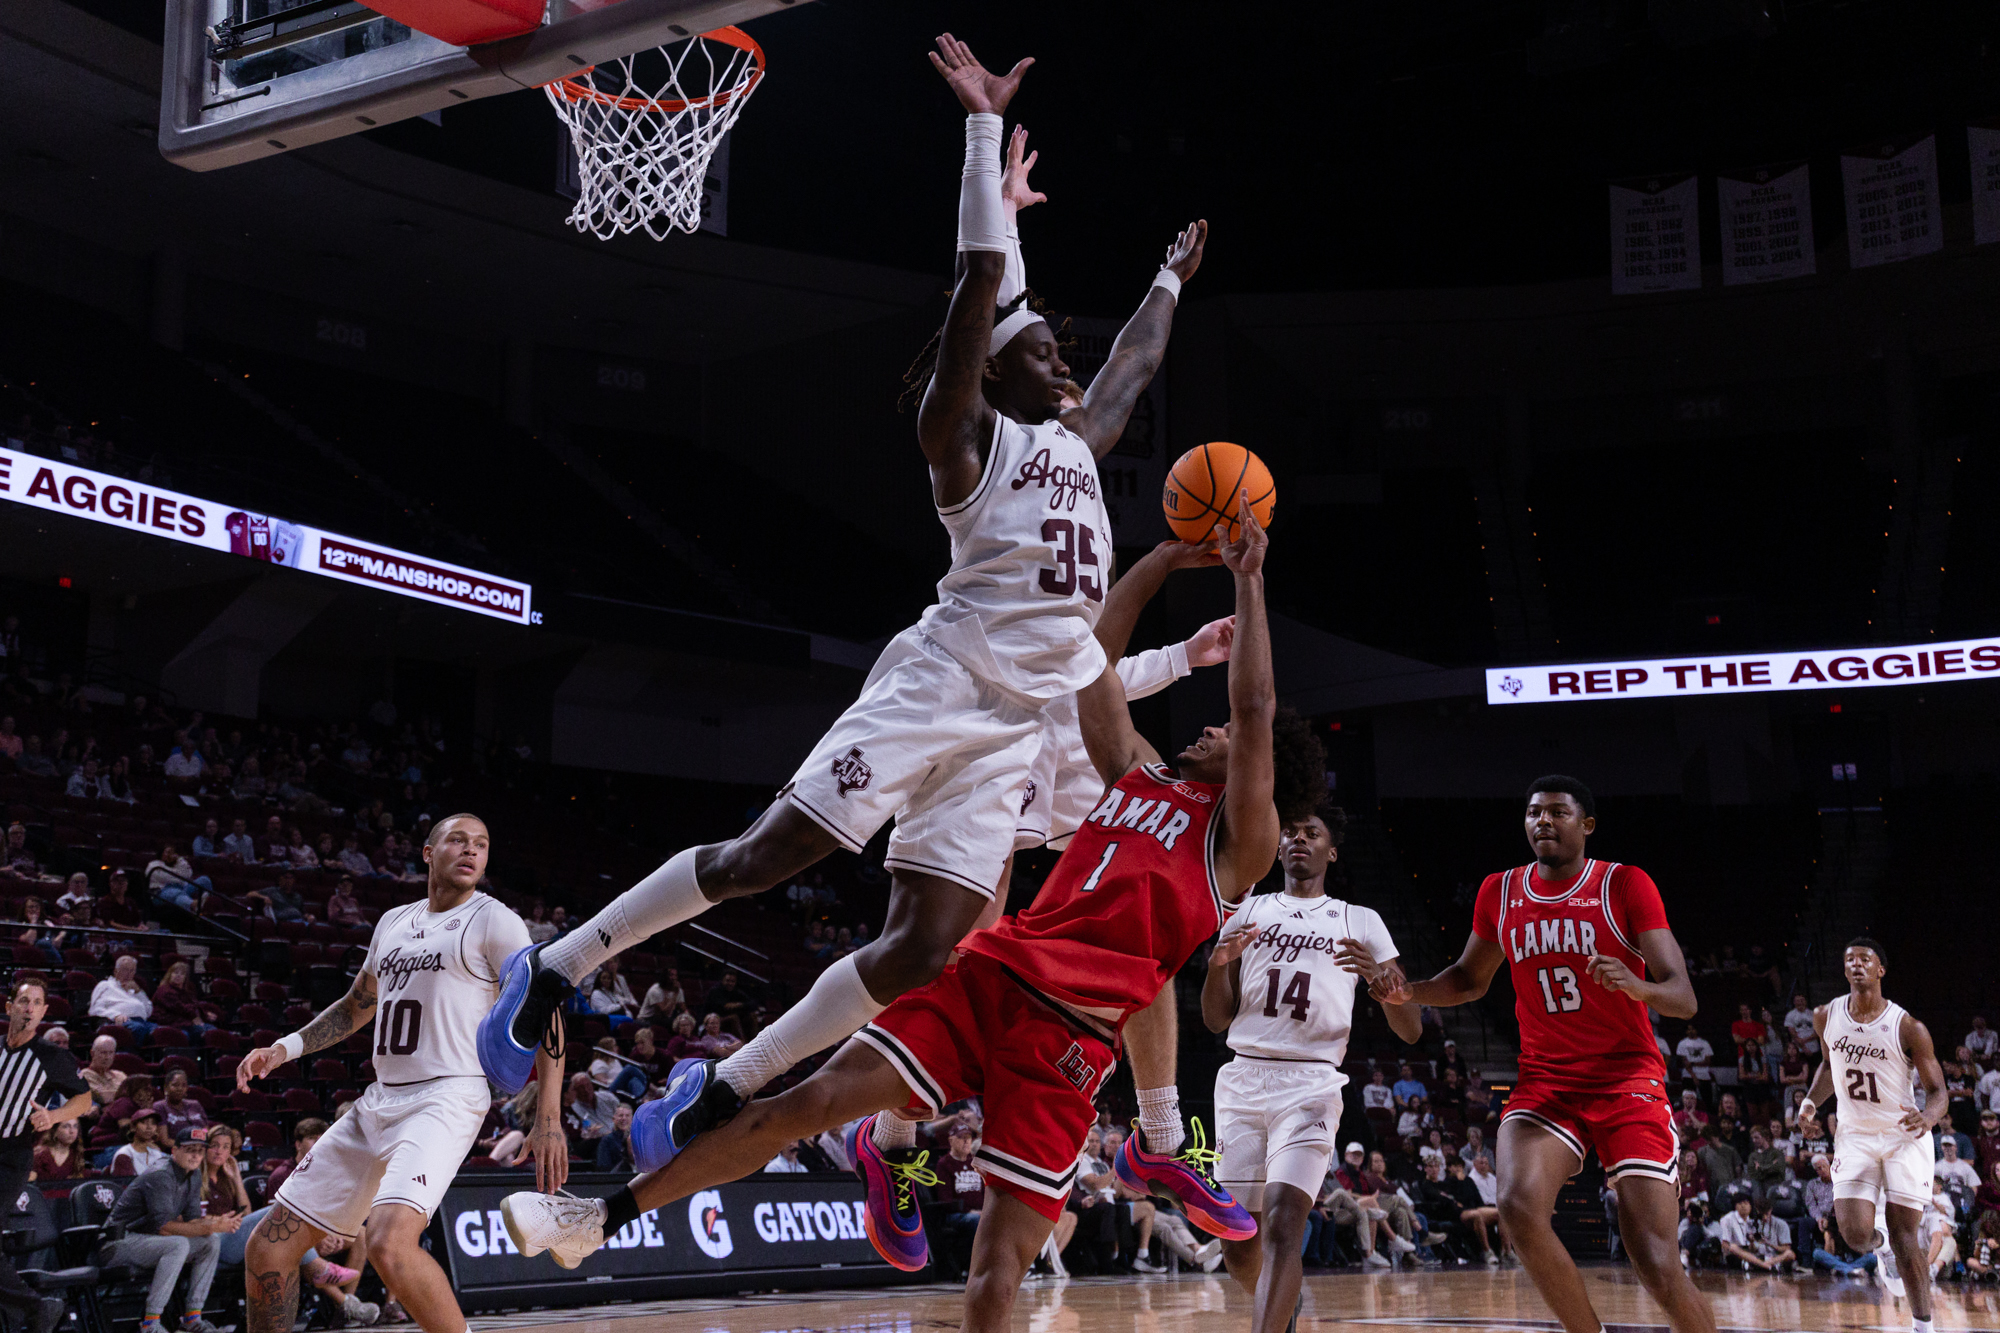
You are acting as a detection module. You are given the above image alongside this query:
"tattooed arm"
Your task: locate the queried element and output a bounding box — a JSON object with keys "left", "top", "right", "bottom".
{"left": 237, "top": 968, "right": 377, "bottom": 1090}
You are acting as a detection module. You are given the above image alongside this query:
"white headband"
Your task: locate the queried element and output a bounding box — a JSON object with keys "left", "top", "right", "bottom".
{"left": 989, "top": 307, "right": 1046, "bottom": 357}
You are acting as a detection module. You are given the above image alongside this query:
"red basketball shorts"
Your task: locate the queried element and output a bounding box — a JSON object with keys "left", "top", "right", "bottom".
{"left": 1502, "top": 1082, "right": 1678, "bottom": 1185}
{"left": 852, "top": 951, "right": 1118, "bottom": 1222}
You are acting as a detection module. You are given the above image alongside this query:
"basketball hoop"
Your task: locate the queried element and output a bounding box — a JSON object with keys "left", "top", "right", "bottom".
{"left": 544, "top": 26, "right": 765, "bottom": 241}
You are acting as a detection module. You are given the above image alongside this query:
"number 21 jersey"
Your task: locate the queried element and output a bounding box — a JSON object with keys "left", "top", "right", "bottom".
{"left": 1472, "top": 860, "right": 1669, "bottom": 1095}
{"left": 362, "top": 893, "right": 530, "bottom": 1084}
{"left": 1226, "top": 893, "right": 1397, "bottom": 1064}
{"left": 1824, "top": 993, "right": 1916, "bottom": 1137}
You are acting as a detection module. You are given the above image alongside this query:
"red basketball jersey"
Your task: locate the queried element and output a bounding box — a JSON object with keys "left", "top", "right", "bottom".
{"left": 1471, "top": 859, "right": 1670, "bottom": 1095}
{"left": 962, "top": 763, "right": 1226, "bottom": 1024}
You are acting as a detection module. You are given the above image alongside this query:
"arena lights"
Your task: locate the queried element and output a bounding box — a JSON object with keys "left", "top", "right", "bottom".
{"left": 0, "top": 448, "right": 534, "bottom": 626}
{"left": 1487, "top": 636, "right": 2000, "bottom": 705}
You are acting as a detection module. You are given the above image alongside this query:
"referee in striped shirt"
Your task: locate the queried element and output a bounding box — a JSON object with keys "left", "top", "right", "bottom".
{"left": 0, "top": 978, "right": 92, "bottom": 1333}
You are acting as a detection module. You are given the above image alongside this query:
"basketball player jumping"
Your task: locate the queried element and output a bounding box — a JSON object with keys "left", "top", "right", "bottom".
{"left": 481, "top": 32, "right": 1210, "bottom": 1181}
{"left": 239, "top": 815, "right": 565, "bottom": 1333}
{"left": 1376, "top": 779, "right": 1718, "bottom": 1333}
{"left": 1797, "top": 939, "right": 1948, "bottom": 1329}
{"left": 1203, "top": 806, "right": 1421, "bottom": 1333}
{"left": 501, "top": 498, "right": 1296, "bottom": 1333}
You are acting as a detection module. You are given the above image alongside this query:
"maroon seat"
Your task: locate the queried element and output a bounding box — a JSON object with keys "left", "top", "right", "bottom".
{"left": 253, "top": 982, "right": 287, "bottom": 1006}
{"left": 281, "top": 1003, "right": 313, "bottom": 1028}
{"left": 309, "top": 1058, "right": 346, "bottom": 1083}
{"left": 231, "top": 1089, "right": 274, "bottom": 1113}
{"left": 111, "top": 1052, "right": 146, "bottom": 1074}
{"left": 206, "top": 977, "right": 242, "bottom": 1002}
{"left": 149, "top": 1026, "right": 189, "bottom": 1048}
{"left": 243, "top": 1119, "right": 282, "bottom": 1147}
{"left": 281, "top": 1087, "right": 320, "bottom": 1114}
{"left": 237, "top": 1003, "right": 273, "bottom": 1027}
{"left": 160, "top": 1054, "right": 202, "bottom": 1080}
{"left": 202, "top": 1029, "right": 242, "bottom": 1052}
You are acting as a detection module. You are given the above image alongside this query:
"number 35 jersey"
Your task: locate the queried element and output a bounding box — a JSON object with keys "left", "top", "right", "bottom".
{"left": 1472, "top": 860, "right": 1670, "bottom": 1095}
{"left": 1225, "top": 893, "right": 1398, "bottom": 1065}
{"left": 361, "top": 893, "right": 531, "bottom": 1085}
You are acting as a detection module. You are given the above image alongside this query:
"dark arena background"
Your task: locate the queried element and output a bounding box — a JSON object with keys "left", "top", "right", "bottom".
{"left": 3, "top": 3, "right": 2000, "bottom": 1333}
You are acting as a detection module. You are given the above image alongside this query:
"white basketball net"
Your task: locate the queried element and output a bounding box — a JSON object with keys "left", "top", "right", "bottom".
{"left": 544, "top": 27, "right": 765, "bottom": 241}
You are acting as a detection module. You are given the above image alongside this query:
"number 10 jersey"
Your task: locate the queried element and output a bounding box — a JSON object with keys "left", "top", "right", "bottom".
{"left": 361, "top": 892, "right": 531, "bottom": 1085}
{"left": 1225, "top": 892, "right": 1398, "bottom": 1064}
{"left": 1472, "top": 860, "right": 1670, "bottom": 1095}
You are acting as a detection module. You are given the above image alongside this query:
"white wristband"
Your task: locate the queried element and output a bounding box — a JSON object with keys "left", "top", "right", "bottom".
{"left": 276, "top": 1033, "right": 305, "bottom": 1063}
{"left": 957, "top": 113, "right": 1007, "bottom": 255}
{"left": 1151, "top": 269, "right": 1182, "bottom": 303}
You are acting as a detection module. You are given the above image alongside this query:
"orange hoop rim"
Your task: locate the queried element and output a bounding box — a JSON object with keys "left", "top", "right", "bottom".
{"left": 550, "top": 25, "right": 765, "bottom": 114}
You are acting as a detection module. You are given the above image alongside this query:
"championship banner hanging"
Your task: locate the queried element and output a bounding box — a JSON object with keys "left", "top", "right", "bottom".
{"left": 1970, "top": 123, "right": 2000, "bottom": 248}
{"left": 1841, "top": 135, "right": 1942, "bottom": 269}
{"left": 0, "top": 447, "right": 534, "bottom": 625}
{"left": 1486, "top": 635, "right": 2000, "bottom": 706}
{"left": 1610, "top": 174, "right": 1701, "bottom": 295}
{"left": 1717, "top": 163, "right": 1815, "bottom": 285}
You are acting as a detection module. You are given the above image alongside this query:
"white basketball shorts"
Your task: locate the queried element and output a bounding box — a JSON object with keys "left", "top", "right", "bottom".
{"left": 1013, "top": 693, "right": 1105, "bottom": 853}
{"left": 1831, "top": 1127, "right": 1935, "bottom": 1212}
{"left": 273, "top": 1076, "right": 489, "bottom": 1241}
{"left": 1215, "top": 1058, "right": 1349, "bottom": 1212}
{"left": 784, "top": 627, "right": 1045, "bottom": 899}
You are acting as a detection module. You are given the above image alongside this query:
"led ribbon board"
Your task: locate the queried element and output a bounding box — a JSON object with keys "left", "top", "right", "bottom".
{"left": 0, "top": 449, "right": 533, "bottom": 626}
{"left": 1487, "top": 637, "right": 2000, "bottom": 705}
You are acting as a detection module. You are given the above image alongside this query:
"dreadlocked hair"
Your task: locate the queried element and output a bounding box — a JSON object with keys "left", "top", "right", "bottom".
{"left": 1270, "top": 705, "right": 1330, "bottom": 828}
{"left": 895, "top": 288, "right": 1074, "bottom": 414}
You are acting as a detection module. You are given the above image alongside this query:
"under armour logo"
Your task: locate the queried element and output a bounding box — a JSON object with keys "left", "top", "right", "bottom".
{"left": 1052, "top": 1042, "right": 1095, "bottom": 1092}
{"left": 832, "top": 746, "right": 873, "bottom": 798}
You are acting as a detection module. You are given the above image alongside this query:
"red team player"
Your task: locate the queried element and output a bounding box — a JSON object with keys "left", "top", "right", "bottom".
{"left": 1382, "top": 777, "right": 1717, "bottom": 1333}
{"left": 498, "top": 496, "right": 1294, "bottom": 1333}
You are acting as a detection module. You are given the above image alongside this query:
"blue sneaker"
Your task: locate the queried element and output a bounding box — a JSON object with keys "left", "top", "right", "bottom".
{"left": 475, "top": 942, "right": 572, "bottom": 1094}
{"left": 632, "top": 1059, "right": 743, "bottom": 1173}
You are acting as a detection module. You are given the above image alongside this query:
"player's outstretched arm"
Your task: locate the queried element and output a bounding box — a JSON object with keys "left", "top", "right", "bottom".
{"left": 1583, "top": 927, "right": 1697, "bottom": 1019}
{"left": 1077, "top": 661, "right": 1160, "bottom": 790}
{"left": 1213, "top": 497, "right": 1277, "bottom": 901}
{"left": 1094, "top": 539, "right": 1219, "bottom": 663}
{"left": 237, "top": 968, "right": 377, "bottom": 1089}
{"left": 529, "top": 1024, "right": 569, "bottom": 1194}
{"left": 1063, "top": 221, "right": 1207, "bottom": 459}
{"left": 1902, "top": 1014, "right": 1951, "bottom": 1135}
{"left": 1390, "top": 933, "right": 1505, "bottom": 1009}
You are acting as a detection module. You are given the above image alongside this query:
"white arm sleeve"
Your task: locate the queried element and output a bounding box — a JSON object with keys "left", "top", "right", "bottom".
{"left": 999, "top": 212, "right": 1026, "bottom": 305}
{"left": 958, "top": 113, "right": 1006, "bottom": 254}
{"left": 1116, "top": 642, "right": 1190, "bottom": 701}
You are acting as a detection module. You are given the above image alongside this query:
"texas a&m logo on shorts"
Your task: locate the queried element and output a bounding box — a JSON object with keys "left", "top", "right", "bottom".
{"left": 1020, "top": 780, "right": 1038, "bottom": 816}
{"left": 1053, "top": 1042, "right": 1096, "bottom": 1092}
{"left": 831, "top": 746, "right": 873, "bottom": 798}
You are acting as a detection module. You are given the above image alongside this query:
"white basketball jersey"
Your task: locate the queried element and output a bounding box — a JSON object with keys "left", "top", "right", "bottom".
{"left": 1226, "top": 893, "right": 1398, "bottom": 1064}
{"left": 362, "top": 892, "right": 530, "bottom": 1085}
{"left": 1825, "top": 993, "right": 1916, "bottom": 1137}
{"left": 917, "top": 413, "right": 1113, "bottom": 701}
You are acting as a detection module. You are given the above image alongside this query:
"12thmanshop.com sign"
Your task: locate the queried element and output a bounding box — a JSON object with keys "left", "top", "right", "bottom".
{"left": 1488, "top": 636, "right": 2000, "bottom": 705}
{"left": 0, "top": 449, "right": 532, "bottom": 625}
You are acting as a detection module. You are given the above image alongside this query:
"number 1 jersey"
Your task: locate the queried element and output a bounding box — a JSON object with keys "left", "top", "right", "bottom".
{"left": 361, "top": 892, "right": 530, "bottom": 1084}
{"left": 1225, "top": 892, "right": 1397, "bottom": 1064}
{"left": 1471, "top": 860, "right": 1669, "bottom": 1095}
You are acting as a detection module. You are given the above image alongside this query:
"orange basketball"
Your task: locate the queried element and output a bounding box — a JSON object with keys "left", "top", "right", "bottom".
{"left": 1162, "top": 442, "right": 1275, "bottom": 544}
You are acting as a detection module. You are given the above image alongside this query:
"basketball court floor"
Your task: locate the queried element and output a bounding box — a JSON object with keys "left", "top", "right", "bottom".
{"left": 469, "top": 1268, "right": 2000, "bottom": 1333}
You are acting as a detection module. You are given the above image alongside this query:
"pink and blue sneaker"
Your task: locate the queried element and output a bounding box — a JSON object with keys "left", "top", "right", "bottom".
{"left": 1114, "top": 1117, "right": 1255, "bottom": 1241}
{"left": 846, "top": 1114, "right": 940, "bottom": 1272}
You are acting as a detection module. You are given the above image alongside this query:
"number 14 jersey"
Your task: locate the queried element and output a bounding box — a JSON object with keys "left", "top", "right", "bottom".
{"left": 1472, "top": 860, "right": 1670, "bottom": 1095}
{"left": 1225, "top": 893, "right": 1399, "bottom": 1064}
{"left": 361, "top": 892, "right": 530, "bottom": 1085}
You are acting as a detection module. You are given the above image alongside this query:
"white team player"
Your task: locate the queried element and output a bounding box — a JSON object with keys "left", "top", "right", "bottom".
{"left": 1199, "top": 805, "right": 1421, "bottom": 1333}
{"left": 238, "top": 815, "right": 566, "bottom": 1333}
{"left": 479, "top": 33, "right": 1210, "bottom": 1180}
{"left": 1800, "top": 938, "right": 1949, "bottom": 1329}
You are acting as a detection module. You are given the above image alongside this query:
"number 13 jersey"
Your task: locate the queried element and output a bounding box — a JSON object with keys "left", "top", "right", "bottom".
{"left": 362, "top": 893, "right": 531, "bottom": 1085}
{"left": 1472, "top": 860, "right": 1669, "bottom": 1094}
{"left": 1225, "top": 893, "right": 1398, "bottom": 1064}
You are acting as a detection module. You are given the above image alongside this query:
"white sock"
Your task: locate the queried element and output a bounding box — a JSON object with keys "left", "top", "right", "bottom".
{"left": 1913, "top": 1320, "right": 1933, "bottom": 1333}
{"left": 544, "top": 848, "right": 709, "bottom": 982}
{"left": 716, "top": 954, "right": 885, "bottom": 1099}
{"left": 871, "top": 1113, "right": 917, "bottom": 1153}
{"left": 1136, "top": 1085, "right": 1184, "bottom": 1155}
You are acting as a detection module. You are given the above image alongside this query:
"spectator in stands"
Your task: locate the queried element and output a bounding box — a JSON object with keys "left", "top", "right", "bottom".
{"left": 1977, "top": 1109, "right": 2000, "bottom": 1171}
{"left": 161, "top": 731, "right": 206, "bottom": 784}
{"left": 15, "top": 737, "right": 55, "bottom": 778}
{"left": 638, "top": 970, "right": 684, "bottom": 1025}
{"left": 1464, "top": 1070, "right": 1494, "bottom": 1125}
{"left": 65, "top": 758, "right": 109, "bottom": 799}
{"left": 201, "top": 1126, "right": 248, "bottom": 1214}
{"left": 626, "top": 1026, "right": 664, "bottom": 1086}
{"left": 1965, "top": 1212, "right": 2000, "bottom": 1281}
{"left": 1443, "top": 1158, "right": 1499, "bottom": 1263}
{"left": 1940, "top": 1136, "right": 1981, "bottom": 1190}
{"left": 0, "top": 717, "right": 18, "bottom": 762}
{"left": 99, "top": 872, "right": 150, "bottom": 935}
{"left": 1458, "top": 1125, "right": 1488, "bottom": 1169}
{"left": 589, "top": 956, "right": 638, "bottom": 1027}
{"left": 596, "top": 1104, "right": 636, "bottom": 1173}
{"left": 525, "top": 904, "right": 556, "bottom": 945}
{"left": 103, "top": 1124, "right": 240, "bottom": 1333}
{"left": 1438, "top": 1039, "right": 1468, "bottom": 1080}
{"left": 245, "top": 869, "right": 310, "bottom": 924}
{"left": 663, "top": 1012, "right": 700, "bottom": 1063}
{"left": 16, "top": 898, "right": 64, "bottom": 966}
{"left": 1968, "top": 1017, "right": 1999, "bottom": 1064}
{"left": 81, "top": 1035, "right": 120, "bottom": 1107}
{"left": 55, "top": 873, "right": 90, "bottom": 916}
{"left": 42, "top": 1029, "right": 67, "bottom": 1053}
{"left": 1678, "top": 1148, "right": 1710, "bottom": 1207}
{"left": 151, "top": 962, "right": 217, "bottom": 1035}
{"left": 545, "top": 905, "right": 568, "bottom": 937}
{"left": 112, "top": 1109, "right": 169, "bottom": 1176}
{"left": 229, "top": 758, "right": 266, "bottom": 804}
{"left": 146, "top": 844, "right": 211, "bottom": 915}
{"left": 1737, "top": 1041, "right": 1771, "bottom": 1108}
{"left": 924, "top": 1122, "right": 984, "bottom": 1277}
{"left": 763, "top": 1140, "right": 809, "bottom": 1174}
{"left": 696, "top": 1012, "right": 741, "bottom": 1059}
{"left": 1778, "top": 1041, "right": 1809, "bottom": 1098}
{"left": 151, "top": 1070, "right": 208, "bottom": 1139}
{"left": 1434, "top": 1066, "right": 1466, "bottom": 1118}
{"left": 324, "top": 877, "right": 366, "bottom": 930}
{"left": 703, "top": 971, "right": 756, "bottom": 1039}
{"left": 101, "top": 1075, "right": 156, "bottom": 1138}
{"left": 1979, "top": 1062, "right": 2000, "bottom": 1117}
{"left": 102, "top": 756, "right": 136, "bottom": 804}
{"left": 219, "top": 819, "right": 255, "bottom": 863}
{"left": 1718, "top": 1195, "right": 1795, "bottom": 1272}
{"left": 1392, "top": 1061, "right": 1428, "bottom": 1110}
{"left": 1678, "top": 1024, "right": 1715, "bottom": 1095}
{"left": 334, "top": 836, "right": 374, "bottom": 880}
{"left": 1745, "top": 1127, "right": 1787, "bottom": 1198}
{"left": 1696, "top": 1123, "right": 1743, "bottom": 1189}
{"left": 562, "top": 1073, "right": 617, "bottom": 1143}
{"left": 260, "top": 1119, "right": 326, "bottom": 1201}
{"left": 1714, "top": 1093, "right": 1751, "bottom": 1153}
{"left": 187, "top": 821, "right": 218, "bottom": 860}
{"left": 91, "top": 955, "right": 154, "bottom": 1036}
{"left": 1362, "top": 1068, "right": 1394, "bottom": 1112}
{"left": 1783, "top": 994, "right": 1817, "bottom": 1056}
{"left": 588, "top": 1037, "right": 645, "bottom": 1102}
{"left": 283, "top": 827, "right": 317, "bottom": 868}
{"left": 31, "top": 1119, "right": 83, "bottom": 1183}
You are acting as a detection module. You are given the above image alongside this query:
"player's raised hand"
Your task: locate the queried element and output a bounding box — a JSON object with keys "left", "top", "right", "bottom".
{"left": 1187, "top": 616, "right": 1235, "bottom": 668}
{"left": 1153, "top": 537, "right": 1222, "bottom": 572}
{"left": 1164, "top": 220, "right": 1208, "bottom": 284}
{"left": 929, "top": 34, "right": 1033, "bottom": 117}
{"left": 530, "top": 1123, "right": 570, "bottom": 1194}
{"left": 1216, "top": 490, "right": 1268, "bottom": 576}
{"left": 1003, "top": 125, "right": 1045, "bottom": 211}
{"left": 1585, "top": 953, "right": 1643, "bottom": 998}
{"left": 237, "top": 1043, "right": 287, "bottom": 1091}
{"left": 1208, "top": 923, "right": 1263, "bottom": 969}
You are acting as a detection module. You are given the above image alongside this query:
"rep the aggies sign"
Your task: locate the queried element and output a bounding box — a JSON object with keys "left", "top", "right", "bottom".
{"left": 1487, "top": 635, "right": 2000, "bottom": 706}
{"left": 438, "top": 1173, "right": 900, "bottom": 1307}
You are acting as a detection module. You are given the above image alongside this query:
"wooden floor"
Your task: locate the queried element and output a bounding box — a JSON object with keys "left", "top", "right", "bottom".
{"left": 471, "top": 1266, "right": 2000, "bottom": 1333}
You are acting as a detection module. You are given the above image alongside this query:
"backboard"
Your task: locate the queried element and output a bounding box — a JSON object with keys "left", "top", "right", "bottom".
{"left": 160, "top": 0, "right": 803, "bottom": 171}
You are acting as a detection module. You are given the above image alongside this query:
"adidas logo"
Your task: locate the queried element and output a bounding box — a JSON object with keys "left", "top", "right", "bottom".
{"left": 598, "top": 928, "right": 612, "bottom": 948}
{"left": 413, "top": 1174, "right": 427, "bottom": 1185}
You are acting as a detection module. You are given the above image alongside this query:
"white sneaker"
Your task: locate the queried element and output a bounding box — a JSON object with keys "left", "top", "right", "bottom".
{"left": 502, "top": 1190, "right": 607, "bottom": 1270}
{"left": 1875, "top": 1236, "right": 1906, "bottom": 1300}
{"left": 1131, "top": 1257, "right": 1168, "bottom": 1274}
{"left": 1388, "top": 1233, "right": 1417, "bottom": 1254}
{"left": 1483, "top": 1250, "right": 1501, "bottom": 1265}
{"left": 1363, "top": 1252, "right": 1391, "bottom": 1268}
{"left": 341, "top": 1296, "right": 381, "bottom": 1326}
